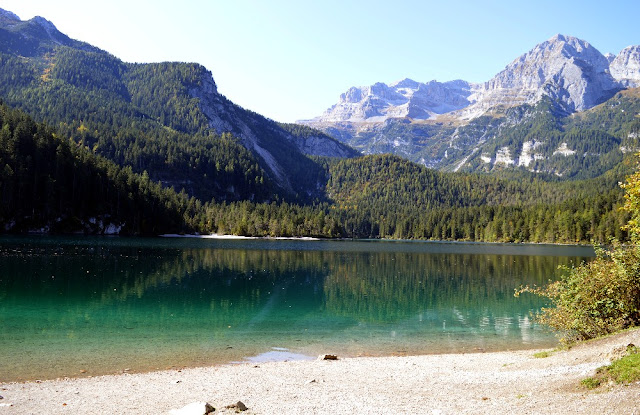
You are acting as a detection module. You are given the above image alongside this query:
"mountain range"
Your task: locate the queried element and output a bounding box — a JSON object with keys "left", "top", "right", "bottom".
{"left": 303, "top": 34, "right": 640, "bottom": 177}
{"left": 0, "top": 8, "right": 636, "bottom": 242}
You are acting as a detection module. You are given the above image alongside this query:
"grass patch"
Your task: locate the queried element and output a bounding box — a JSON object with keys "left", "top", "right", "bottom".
{"left": 580, "top": 377, "right": 601, "bottom": 389}
{"left": 607, "top": 346, "right": 640, "bottom": 383}
{"left": 581, "top": 345, "right": 640, "bottom": 389}
{"left": 533, "top": 351, "right": 551, "bottom": 358}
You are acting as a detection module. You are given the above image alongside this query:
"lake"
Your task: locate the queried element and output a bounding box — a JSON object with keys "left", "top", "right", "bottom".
{"left": 0, "top": 236, "right": 594, "bottom": 381}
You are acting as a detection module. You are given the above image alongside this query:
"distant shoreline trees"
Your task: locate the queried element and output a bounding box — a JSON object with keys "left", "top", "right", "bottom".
{"left": 0, "top": 103, "right": 632, "bottom": 243}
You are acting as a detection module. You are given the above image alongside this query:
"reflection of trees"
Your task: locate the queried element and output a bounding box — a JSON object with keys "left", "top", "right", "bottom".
{"left": 322, "top": 252, "right": 587, "bottom": 322}
{"left": 0, "top": 240, "right": 589, "bottom": 329}
{"left": 0, "top": 244, "right": 332, "bottom": 329}
{"left": 0, "top": 244, "right": 327, "bottom": 301}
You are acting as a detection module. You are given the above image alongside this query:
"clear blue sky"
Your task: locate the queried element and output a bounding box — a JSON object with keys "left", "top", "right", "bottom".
{"left": 2, "top": 0, "right": 639, "bottom": 122}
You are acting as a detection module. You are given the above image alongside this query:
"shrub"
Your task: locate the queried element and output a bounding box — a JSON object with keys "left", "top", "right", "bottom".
{"left": 533, "top": 351, "right": 551, "bottom": 358}
{"left": 580, "top": 377, "right": 601, "bottom": 389}
{"left": 516, "top": 244, "right": 640, "bottom": 344}
{"left": 516, "top": 161, "right": 640, "bottom": 344}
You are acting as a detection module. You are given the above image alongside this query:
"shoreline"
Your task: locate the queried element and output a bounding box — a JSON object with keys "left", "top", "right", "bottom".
{"left": 159, "top": 233, "right": 321, "bottom": 241}
{"left": 158, "top": 233, "right": 596, "bottom": 248}
{"left": 2, "top": 329, "right": 638, "bottom": 414}
{"left": 1, "top": 341, "right": 559, "bottom": 384}
{"left": 5, "top": 233, "right": 596, "bottom": 248}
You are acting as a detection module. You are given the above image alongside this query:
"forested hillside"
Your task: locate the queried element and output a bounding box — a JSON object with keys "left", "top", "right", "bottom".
{"left": 0, "top": 49, "right": 277, "bottom": 202}
{"left": 0, "top": 13, "right": 355, "bottom": 203}
{"left": 0, "top": 103, "right": 198, "bottom": 235}
{"left": 2, "top": 104, "right": 628, "bottom": 243}
{"left": 195, "top": 154, "right": 631, "bottom": 243}
{"left": 453, "top": 94, "right": 640, "bottom": 178}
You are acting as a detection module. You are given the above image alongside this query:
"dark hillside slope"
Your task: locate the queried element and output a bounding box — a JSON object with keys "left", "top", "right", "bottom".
{"left": 0, "top": 103, "right": 197, "bottom": 234}
{"left": 0, "top": 9, "right": 356, "bottom": 203}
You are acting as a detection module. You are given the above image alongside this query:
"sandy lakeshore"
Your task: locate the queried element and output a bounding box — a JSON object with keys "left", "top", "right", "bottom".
{"left": 1, "top": 329, "right": 639, "bottom": 414}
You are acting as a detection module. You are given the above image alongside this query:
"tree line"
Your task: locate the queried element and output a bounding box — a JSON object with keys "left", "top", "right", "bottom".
{"left": 0, "top": 102, "right": 634, "bottom": 243}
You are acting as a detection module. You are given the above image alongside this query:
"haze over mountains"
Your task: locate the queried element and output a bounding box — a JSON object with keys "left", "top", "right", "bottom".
{"left": 303, "top": 34, "right": 640, "bottom": 176}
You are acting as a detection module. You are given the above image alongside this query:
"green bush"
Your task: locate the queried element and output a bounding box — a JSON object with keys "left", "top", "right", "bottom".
{"left": 516, "top": 244, "right": 640, "bottom": 344}
{"left": 580, "top": 377, "right": 601, "bottom": 389}
{"left": 516, "top": 162, "right": 640, "bottom": 344}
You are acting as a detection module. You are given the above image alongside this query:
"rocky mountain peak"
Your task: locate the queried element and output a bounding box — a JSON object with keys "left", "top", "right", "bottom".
{"left": 605, "top": 53, "right": 616, "bottom": 63}
{"left": 610, "top": 45, "right": 640, "bottom": 87}
{"left": 391, "top": 78, "right": 420, "bottom": 89}
{"left": 472, "top": 34, "right": 617, "bottom": 115}
{"left": 30, "top": 15, "right": 59, "bottom": 34}
{"left": 547, "top": 33, "right": 588, "bottom": 50}
{"left": 306, "top": 78, "right": 475, "bottom": 125}
{"left": 306, "top": 35, "right": 640, "bottom": 129}
{"left": 0, "top": 8, "right": 20, "bottom": 23}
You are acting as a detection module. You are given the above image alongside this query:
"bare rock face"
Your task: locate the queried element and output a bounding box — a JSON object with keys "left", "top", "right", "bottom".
{"left": 307, "top": 34, "right": 639, "bottom": 128}
{"left": 190, "top": 71, "right": 293, "bottom": 190}
{"left": 610, "top": 45, "right": 640, "bottom": 87}
{"left": 292, "top": 133, "right": 358, "bottom": 158}
{"left": 190, "top": 69, "right": 358, "bottom": 192}
{"left": 469, "top": 34, "right": 618, "bottom": 115}
{"left": 307, "top": 78, "right": 476, "bottom": 124}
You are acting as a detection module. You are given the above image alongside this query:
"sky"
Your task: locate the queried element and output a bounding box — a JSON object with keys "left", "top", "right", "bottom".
{"left": 2, "top": 0, "right": 639, "bottom": 122}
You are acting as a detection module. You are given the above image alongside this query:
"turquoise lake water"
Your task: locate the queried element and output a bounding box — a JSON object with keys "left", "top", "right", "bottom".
{"left": 0, "top": 236, "right": 594, "bottom": 381}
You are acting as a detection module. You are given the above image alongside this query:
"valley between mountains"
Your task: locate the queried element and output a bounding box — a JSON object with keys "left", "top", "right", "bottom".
{"left": 0, "top": 8, "right": 638, "bottom": 243}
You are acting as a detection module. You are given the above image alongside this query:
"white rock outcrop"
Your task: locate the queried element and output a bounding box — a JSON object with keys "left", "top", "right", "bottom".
{"left": 517, "top": 140, "right": 544, "bottom": 168}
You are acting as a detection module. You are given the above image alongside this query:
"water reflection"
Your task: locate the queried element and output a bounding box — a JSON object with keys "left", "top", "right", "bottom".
{"left": 0, "top": 236, "right": 592, "bottom": 381}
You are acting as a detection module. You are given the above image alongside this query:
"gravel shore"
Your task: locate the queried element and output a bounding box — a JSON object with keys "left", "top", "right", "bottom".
{"left": 1, "top": 329, "right": 638, "bottom": 414}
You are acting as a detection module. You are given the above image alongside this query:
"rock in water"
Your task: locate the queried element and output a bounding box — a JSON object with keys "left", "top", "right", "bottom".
{"left": 168, "top": 401, "right": 215, "bottom": 415}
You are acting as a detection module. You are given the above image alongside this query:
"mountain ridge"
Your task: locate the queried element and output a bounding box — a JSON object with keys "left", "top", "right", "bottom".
{"left": 305, "top": 34, "right": 639, "bottom": 126}
{"left": 0, "top": 10, "right": 633, "bottom": 243}
{"left": 302, "top": 34, "right": 640, "bottom": 176}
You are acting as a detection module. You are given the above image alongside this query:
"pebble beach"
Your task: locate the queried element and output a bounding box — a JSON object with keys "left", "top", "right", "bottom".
{"left": 1, "top": 329, "right": 638, "bottom": 414}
